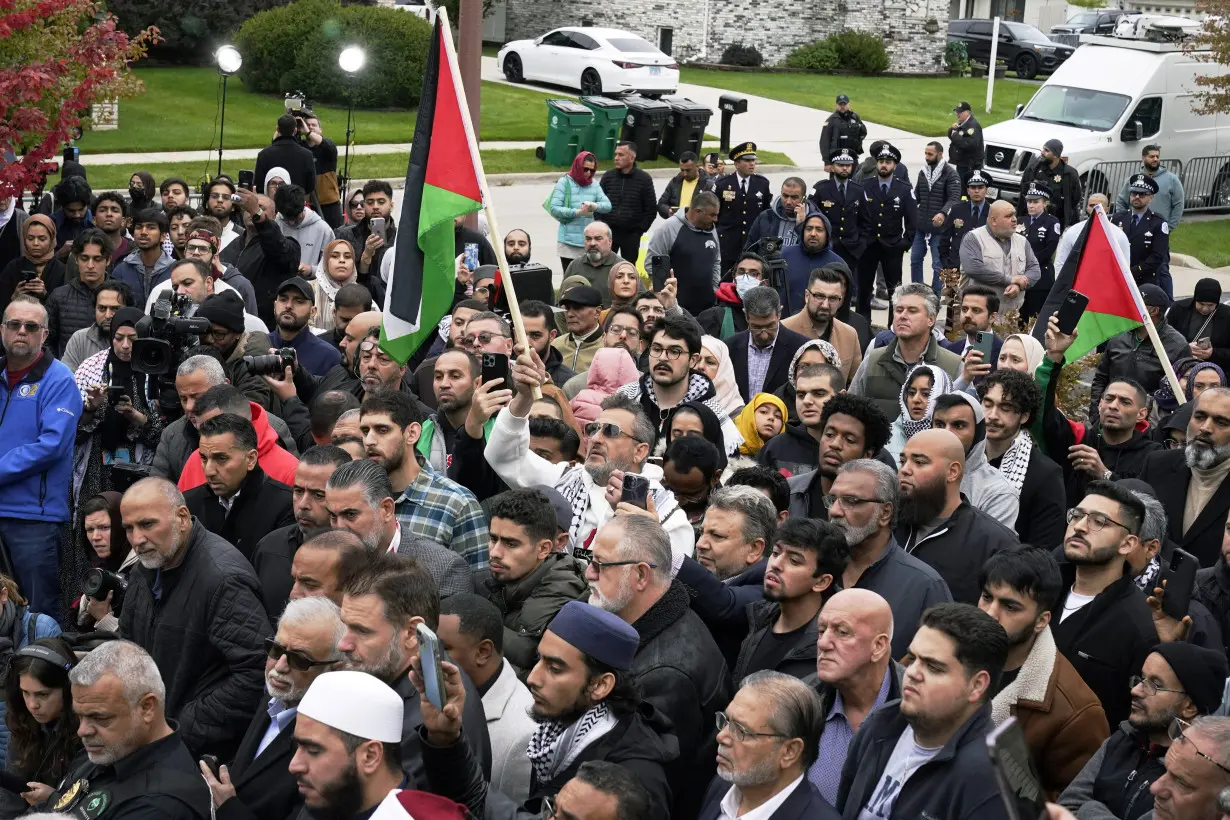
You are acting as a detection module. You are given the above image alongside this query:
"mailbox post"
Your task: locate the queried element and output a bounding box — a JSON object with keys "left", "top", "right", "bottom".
{"left": 718, "top": 94, "right": 747, "bottom": 156}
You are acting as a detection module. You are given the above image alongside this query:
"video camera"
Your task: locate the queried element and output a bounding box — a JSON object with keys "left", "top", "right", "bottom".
{"left": 131, "top": 292, "right": 210, "bottom": 376}
{"left": 284, "top": 91, "right": 309, "bottom": 118}
{"left": 746, "top": 235, "right": 791, "bottom": 313}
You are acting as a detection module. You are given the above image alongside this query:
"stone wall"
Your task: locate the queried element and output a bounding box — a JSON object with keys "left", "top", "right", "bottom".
{"left": 503, "top": 0, "right": 948, "bottom": 74}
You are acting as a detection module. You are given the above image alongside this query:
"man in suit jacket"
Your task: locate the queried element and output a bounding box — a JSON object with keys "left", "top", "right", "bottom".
{"left": 700, "top": 670, "right": 840, "bottom": 820}
{"left": 726, "top": 285, "right": 808, "bottom": 400}
{"left": 207, "top": 596, "right": 344, "bottom": 820}
{"left": 1138, "top": 388, "right": 1230, "bottom": 568}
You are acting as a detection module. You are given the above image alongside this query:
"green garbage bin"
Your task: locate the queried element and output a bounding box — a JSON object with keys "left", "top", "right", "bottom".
{"left": 580, "top": 96, "right": 628, "bottom": 161}
{"left": 540, "top": 100, "right": 594, "bottom": 166}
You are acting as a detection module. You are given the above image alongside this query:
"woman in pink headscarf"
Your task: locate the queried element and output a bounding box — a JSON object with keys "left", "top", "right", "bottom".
{"left": 571, "top": 348, "right": 640, "bottom": 424}
{"left": 549, "top": 151, "right": 612, "bottom": 270}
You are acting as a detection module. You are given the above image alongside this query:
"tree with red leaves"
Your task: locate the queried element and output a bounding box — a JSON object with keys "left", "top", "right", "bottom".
{"left": 1192, "top": 0, "right": 1230, "bottom": 115}
{"left": 0, "top": 0, "right": 158, "bottom": 198}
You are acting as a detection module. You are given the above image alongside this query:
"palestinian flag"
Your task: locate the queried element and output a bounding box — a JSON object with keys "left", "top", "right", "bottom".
{"left": 1030, "top": 206, "right": 1147, "bottom": 363}
{"left": 380, "top": 15, "right": 483, "bottom": 364}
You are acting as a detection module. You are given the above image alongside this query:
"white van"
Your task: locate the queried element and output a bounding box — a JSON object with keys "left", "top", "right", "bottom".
{"left": 979, "top": 35, "right": 1230, "bottom": 207}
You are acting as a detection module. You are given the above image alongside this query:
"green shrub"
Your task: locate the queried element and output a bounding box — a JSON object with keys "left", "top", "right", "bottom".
{"left": 236, "top": 0, "right": 432, "bottom": 109}
{"left": 784, "top": 41, "right": 839, "bottom": 71}
{"left": 832, "top": 30, "right": 889, "bottom": 74}
{"left": 720, "top": 43, "right": 763, "bottom": 67}
{"left": 111, "top": 0, "right": 291, "bottom": 58}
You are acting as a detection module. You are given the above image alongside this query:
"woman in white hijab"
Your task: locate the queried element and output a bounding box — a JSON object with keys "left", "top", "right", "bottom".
{"left": 698, "top": 335, "right": 745, "bottom": 418}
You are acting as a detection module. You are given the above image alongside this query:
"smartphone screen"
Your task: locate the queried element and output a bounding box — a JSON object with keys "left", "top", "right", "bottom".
{"left": 620, "top": 474, "right": 650, "bottom": 510}
{"left": 987, "top": 717, "right": 1048, "bottom": 820}
{"left": 481, "top": 353, "right": 509, "bottom": 388}
{"left": 415, "top": 623, "right": 446, "bottom": 710}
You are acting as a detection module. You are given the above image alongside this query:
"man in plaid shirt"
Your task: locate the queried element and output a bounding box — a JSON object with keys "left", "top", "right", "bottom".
{"left": 360, "top": 390, "right": 489, "bottom": 573}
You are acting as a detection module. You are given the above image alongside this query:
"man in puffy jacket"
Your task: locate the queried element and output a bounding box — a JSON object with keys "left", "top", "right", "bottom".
{"left": 744, "top": 177, "right": 817, "bottom": 254}
{"left": 598, "top": 142, "right": 656, "bottom": 263}
{"left": 0, "top": 296, "right": 81, "bottom": 620}
{"left": 46, "top": 227, "right": 111, "bottom": 356}
{"left": 912, "top": 141, "right": 962, "bottom": 293}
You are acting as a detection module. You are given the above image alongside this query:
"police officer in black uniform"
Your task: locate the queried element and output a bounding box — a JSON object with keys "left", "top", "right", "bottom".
{"left": 948, "top": 101, "right": 984, "bottom": 187}
{"left": 809, "top": 148, "right": 867, "bottom": 277}
{"left": 856, "top": 143, "right": 917, "bottom": 318}
{"left": 45, "top": 640, "right": 210, "bottom": 819}
{"left": 715, "top": 141, "right": 772, "bottom": 274}
{"left": 939, "top": 170, "right": 995, "bottom": 270}
{"left": 820, "top": 94, "right": 868, "bottom": 166}
{"left": 1110, "top": 174, "right": 1170, "bottom": 287}
{"left": 1020, "top": 182, "right": 1062, "bottom": 323}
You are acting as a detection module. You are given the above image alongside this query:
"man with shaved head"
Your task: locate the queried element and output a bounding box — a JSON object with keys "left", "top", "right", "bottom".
{"left": 958, "top": 198, "right": 1040, "bottom": 314}
{"left": 219, "top": 187, "right": 302, "bottom": 328}
{"left": 806, "top": 588, "right": 900, "bottom": 805}
{"left": 895, "top": 428, "right": 1019, "bottom": 604}
{"left": 119, "top": 477, "right": 272, "bottom": 760}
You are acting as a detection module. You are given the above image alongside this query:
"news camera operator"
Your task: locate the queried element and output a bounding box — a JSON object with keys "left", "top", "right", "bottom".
{"left": 296, "top": 109, "right": 342, "bottom": 230}
{"left": 74, "top": 491, "right": 135, "bottom": 632}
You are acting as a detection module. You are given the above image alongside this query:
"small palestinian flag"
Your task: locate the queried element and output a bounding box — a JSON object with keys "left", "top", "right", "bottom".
{"left": 380, "top": 14, "right": 483, "bottom": 364}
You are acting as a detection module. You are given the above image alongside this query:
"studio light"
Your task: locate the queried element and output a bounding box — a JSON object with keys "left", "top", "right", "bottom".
{"left": 338, "top": 45, "right": 366, "bottom": 201}
{"left": 215, "top": 45, "right": 242, "bottom": 76}
{"left": 339, "top": 46, "right": 366, "bottom": 75}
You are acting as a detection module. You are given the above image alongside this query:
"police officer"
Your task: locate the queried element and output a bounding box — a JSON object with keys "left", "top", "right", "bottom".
{"left": 1016, "top": 138, "right": 1083, "bottom": 229}
{"left": 809, "top": 149, "right": 866, "bottom": 275}
{"left": 46, "top": 640, "right": 210, "bottom": 819}
{"left": 939, "top": 170, "right": 994, "bottom": 271}
{"left": 1110, "top": 174, "right": 1170, "bottom": 287}
{"left": 715, "top": 141, "right": 772, "bottom": 274}
{"left": 820, "top": 94, "right": 867, "bottom": 166}
{"left": 1020, "top": 182, "right": 1062, "bottom": 323}
{"left": 856, "top": 143, "right": 916, "bottom": 318}
{"left": 948, "top": 101, "right": 984, "bottom": 186}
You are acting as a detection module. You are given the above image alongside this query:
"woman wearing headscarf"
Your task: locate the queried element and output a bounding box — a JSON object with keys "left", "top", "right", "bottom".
{"left": 886, "top": 364, "right": 955, "bottom": 463}
{"left": 71, "top": 307, "right": 164, "bottom": 504}
{"left": 665, "top": 400, "right": 732, "bottom": 468}
{"left": 0, "top": 215, "right": 65, "bottom": 312}
{"left": 735, "top": 393, "right": 789, "bottom": 458}
{"left": 955, "top": 331, "right": 1046, "bottom": 392}
{"left": 548, "top": 151, "right": 611, "bottom": 270}
{"left": 607, "top": 260, "right": 644, "bottom": 312}
{"left": 264, "top": 166, "right": 291, "bottom": 199}
{"left": 73, "top": 491, "right": 136, "bottom": 632}
{"left": 313, "top": 238, "right": 358, "bottom": 332}
{"left": 698, "top": 335, "right": 745, "bottom": 418}
{"left": 128, "top": 171, "right": 156, "bottom": 211}
{"left": 1155, "top": 361, "right": 1227, "bottom": 446}
{"left": 571, "top": 348, "right": 641, "bottom": 424}
{"left": 774, "top": 338, "right": 843, "bottom": 422}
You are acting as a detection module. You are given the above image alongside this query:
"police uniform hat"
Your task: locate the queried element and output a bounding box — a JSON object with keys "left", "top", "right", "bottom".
{"left": 730, "top": 141, "right": 757, "bottom": 162}
{"left": 836, "top": 93, "right": 850, "bottom": 105}
{"left": 831, "top": 149, "right": 856, "bottom": 166}
{"left": 967, "top": 170, "right": 990, "bottom": 188}
{"left": 1129, "top": 173, "right": 1160, "bottom": 195}
{"left": 876, "top": 143, "right": 901, "bottom": 163}
{"left": 954, "top": 101, "right": 972, "bottom": 113}
{"left": 1024, "top": 182, "right": 1051, "bottom": 200}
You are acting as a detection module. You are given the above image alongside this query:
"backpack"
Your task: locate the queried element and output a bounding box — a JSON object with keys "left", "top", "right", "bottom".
{"left": 0, "top": 607, "right": 39, "bottom": 699}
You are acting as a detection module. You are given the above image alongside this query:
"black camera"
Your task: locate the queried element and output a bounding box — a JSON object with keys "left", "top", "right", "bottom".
{"left": 131, "top": 292, "right": 211, "bottom": 376}
{"left": 243, "top": 347, "right": 296, "bottom": 377}
{"left": 83, "top": 568, "right": 127, "bottom": 613}
{"left": 284, "top": 91, "right": 308, "bottom": 118}
{"left": 744, "top": 235, "right": 790, "bottom": 312}
{"left": 759, "top": 236, "right": 783, "bottom": 256}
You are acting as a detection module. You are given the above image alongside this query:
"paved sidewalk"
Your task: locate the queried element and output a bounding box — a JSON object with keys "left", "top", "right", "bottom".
{"left": 76, "top": 140, "right": 544, "bottom": 167}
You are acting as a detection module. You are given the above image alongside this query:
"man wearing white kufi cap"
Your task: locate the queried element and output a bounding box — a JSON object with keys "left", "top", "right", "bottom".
{"left": 290, "top": 670, "right": 407, "bottom": 819}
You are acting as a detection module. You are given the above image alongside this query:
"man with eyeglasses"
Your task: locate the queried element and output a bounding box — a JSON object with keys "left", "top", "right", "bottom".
{"left": 1052, "top": 480, "right": 1161, "bottom": 727}
{"left": 705, "top": 671, "right": 839, "bottom": 819}
{"left": 45, "top": 227, "right": 112, "bottom": 357}
{"left": 197, "top": 289, "right": 281, "bottom": 411}
{"left": 552, "top": 285, "right": 605, "bottom": 374}
{"left": 202, "top": 596, "right": 344, "bottom": 820}
{"left": 726, "top": 285, "right": 808, "bottom": 400}
{"left": 203, "top": 177, "right": 243, "bottom": 250}
{"left": 563, "top": 223, "right": 621, "bottom": 306}
{"left": 0, "top": 295, "right": 81, "bottom": 620}
{"left": 781, "top": 267, "right": 863, "bottom": 383}
{"left": 600, "top": 307, "right": 643, "bottom": 361}
{"left": 826, "top": 459, "right": 952, "bottom": 660}
{"left": 1060, "top": 643, "right": 1228, "bottom": 820}
{"left": 1150, "top": 715, "right": 1230, "bottom": 820}
{"left": 696, "top": 252, "right": 767, "bottom": 339}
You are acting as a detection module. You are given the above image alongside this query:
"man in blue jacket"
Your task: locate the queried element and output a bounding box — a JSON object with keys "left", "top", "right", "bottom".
{"left": 0, "top": 296, "right": 83, "bottom": 620}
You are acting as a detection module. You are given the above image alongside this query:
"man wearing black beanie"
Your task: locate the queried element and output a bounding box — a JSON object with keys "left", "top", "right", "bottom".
{"left": 198, "top": 290, "right": 278, "bottom": 410}
{"left": 1169, "top": 277, "right": 1230, "bottom": 372}
{"left": 1059, "top": 642, "right": 1228, "bottom": 818}
{"left": 1017, "top": 136, "right": 1082, "bottom": 228}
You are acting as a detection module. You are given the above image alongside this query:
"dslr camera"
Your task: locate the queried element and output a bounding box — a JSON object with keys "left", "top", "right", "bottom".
{"left": 243, "top": 347, "right": 296, "bottom": 377}
{"left": 83, "top": 567, "right": 127, "bottom": 614}
{"left": 131, "top": 292, "right": 210, "bottom": 376}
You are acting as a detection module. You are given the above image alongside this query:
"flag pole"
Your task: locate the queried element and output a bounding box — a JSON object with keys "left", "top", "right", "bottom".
{"left": 1094, "top": 205, "right": 1185, "bottom": 403}
{"left": 436, "top": 8, "right": 541, "bottom": 399}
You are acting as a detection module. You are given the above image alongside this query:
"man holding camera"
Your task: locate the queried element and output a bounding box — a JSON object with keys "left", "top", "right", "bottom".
{"left": 268, "top": 277, "right": 340, "bottom": 378}
{"left": 298, "top": 110, "right": 343, "bottom": 231}
{"left": 219, "top": 190, "right": 302, "bottom": 329}
{"left": 255, "top": 113, "right": 316, "bottom": 200}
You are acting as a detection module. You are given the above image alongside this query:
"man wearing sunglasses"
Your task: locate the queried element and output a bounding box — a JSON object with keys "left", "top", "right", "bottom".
{"left": 1059, "top": 642, "right": 1227, "bottom": 820}
{"left": 1051, "top": 481, "right": 1160, "bottom": 728}
{"left": 203, "top": 596, "right": 345, "bottom": 820}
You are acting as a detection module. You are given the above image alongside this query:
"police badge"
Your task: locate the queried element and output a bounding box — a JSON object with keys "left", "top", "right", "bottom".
{"left": 54, "top": 778, "right": 88, "bottom": 812}
{"left": 1053, "top": 175, "right": 1061, "bottom": 184}
{"left": 954, "top": 219, "right": 964, "bottom": 229}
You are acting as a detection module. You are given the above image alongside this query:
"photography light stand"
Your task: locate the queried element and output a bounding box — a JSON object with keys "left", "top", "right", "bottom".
{"left": 215, "top": 46, "right": 243, "bottom": 179}
{"left": 338, "top": 46, "right": 366, "bottom": 202}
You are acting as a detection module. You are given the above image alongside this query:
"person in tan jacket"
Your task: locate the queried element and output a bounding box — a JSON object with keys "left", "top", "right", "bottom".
{"left": 780, "top": 267, "right": 861, "bottom": 382}
{"left": 978, "top": 545, "right": 1110, "bottom": 798}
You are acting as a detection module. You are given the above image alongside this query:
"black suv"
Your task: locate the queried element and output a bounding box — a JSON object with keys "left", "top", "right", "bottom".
{"left": 947, "top": 19, "right": 1075, "bottom": 80}
{"left": 1049, "top": 10, "right": 1130, "bottom": 35}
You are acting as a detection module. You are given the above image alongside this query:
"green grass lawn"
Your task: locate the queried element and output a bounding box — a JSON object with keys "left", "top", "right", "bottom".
{"left": 78, "top": 148, "right": 794, "bottom": 190}
{"left": 74, "top": 67, "right": 574, "bottom": 154}
{"left": 1172, "top": 221, "right": 1230, "bottom": 269}
{"left": 679, "top": 68, "right": 1039, "bottom": 135}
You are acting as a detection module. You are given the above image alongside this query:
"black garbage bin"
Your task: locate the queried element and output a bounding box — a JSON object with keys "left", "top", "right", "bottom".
{"left": 619, "top": 96, "right": 672, "bottom": 162}
{"left": 662, "top": 98, "right": 713, "bottom": 162}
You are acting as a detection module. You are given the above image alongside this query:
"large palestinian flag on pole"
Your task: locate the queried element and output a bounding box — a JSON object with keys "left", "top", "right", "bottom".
{"left": 381, "top": 15, "right": 483, "bottom": 364}
{"left": 1030, "top": 206, "right": 1148, "bottom": 363}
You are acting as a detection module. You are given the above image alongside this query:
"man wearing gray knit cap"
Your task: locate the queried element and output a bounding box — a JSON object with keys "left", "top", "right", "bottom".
{"left": 1017, "top": 137, "right": 1083, "bottom": 228}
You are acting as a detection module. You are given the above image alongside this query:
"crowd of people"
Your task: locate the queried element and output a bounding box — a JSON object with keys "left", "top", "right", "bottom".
{"left": 0, "top": 100, "right": 1224, "bottom": 820}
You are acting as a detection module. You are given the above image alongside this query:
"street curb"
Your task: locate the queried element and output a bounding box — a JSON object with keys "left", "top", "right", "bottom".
{"left": 349, "top": 164, "right": 808, "bottom": 189}
{"left": 1172, "top": 252, "right": 1210, "bottom": 271}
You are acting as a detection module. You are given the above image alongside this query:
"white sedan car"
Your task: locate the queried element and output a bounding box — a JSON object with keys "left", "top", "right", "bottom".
{"left": 498, "top": 27, "right": 679, "bottom": 97}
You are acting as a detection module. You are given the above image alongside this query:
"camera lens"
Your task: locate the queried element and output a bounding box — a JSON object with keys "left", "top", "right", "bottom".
{"left": 243, "top": 354, "right": 286, "bottom": 377}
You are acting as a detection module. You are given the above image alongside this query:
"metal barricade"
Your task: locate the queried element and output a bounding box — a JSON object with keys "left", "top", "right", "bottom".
{"left": 1178, "top": 155, "right": 1230, "bottom": 213}
{"left": 1084, "top": 158, "right": 1182, "bottom": 206}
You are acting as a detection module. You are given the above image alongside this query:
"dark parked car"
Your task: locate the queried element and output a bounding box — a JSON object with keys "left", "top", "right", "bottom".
{"left": 1049, "top": 9, "right": 1130, "bottom": 35}
{"left": 948, "top": 19, "right": 1076, "bottom": 80}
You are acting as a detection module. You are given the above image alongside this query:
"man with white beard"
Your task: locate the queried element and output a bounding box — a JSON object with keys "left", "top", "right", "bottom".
{"left": 200, "top": 597, "right": 344, "bottom": 820}
{"left": 1139, "top": 388, "right": 1230, "bottom": 568}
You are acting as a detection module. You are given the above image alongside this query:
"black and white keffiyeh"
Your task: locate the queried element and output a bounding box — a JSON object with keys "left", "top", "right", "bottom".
{"left": 526, "top": 702, "right": 616, "bottom": 784}
{"left": 998, "top": 431, "right": 1033, "bottom": 495}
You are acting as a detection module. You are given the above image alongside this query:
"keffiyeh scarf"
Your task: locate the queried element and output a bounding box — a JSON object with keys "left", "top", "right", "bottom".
{"left": 998, "top": 431, "right": 1033, "bottom": 495}
{"left": 526, "top": 702, "right": 616, "bottom": 785}
{"left": 898, "top": 364, "right": 954, "bottom": 441}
